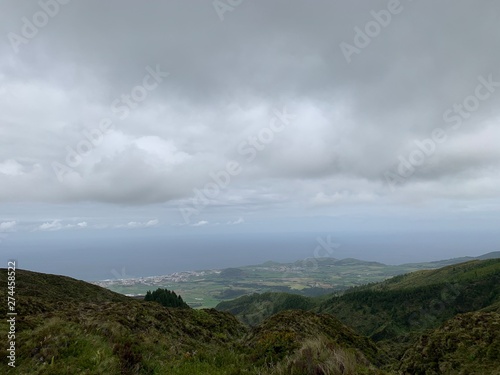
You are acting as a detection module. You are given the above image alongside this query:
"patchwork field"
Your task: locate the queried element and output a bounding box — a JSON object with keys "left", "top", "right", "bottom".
{"left": 94, "top": 255, "right": 489, "bottom": 308}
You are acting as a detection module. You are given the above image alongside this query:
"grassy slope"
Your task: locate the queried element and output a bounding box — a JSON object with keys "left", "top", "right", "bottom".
{"left": 217, "top": 259, "right": 500, "bottom": 332}
{"left": 248, "top": 310, "right": 390, "bottom": 375}
{"left": 398, "top": 311, "right": 500, "bottom": 374}
{"left": 318, "top": 259, "right": 500, "bottom": 340}
{"left": 247, "top": 310, "right": 386, "bottom": 367}
{"left": 215, "top": 259, "right": 500, "bottom": 374}
{"left": 216, "top": 292, "right": 318, "bottom": 326}
{"left": 2, "top": 259, "right": 499, "bottom": 374}
{"left": 359, "top": 258, "right": 500, "bottom": 291}
{"left": 0, "top": 268, "right": 387, "bottom": 374}
{"left": 0, "top": 269, "right": 250, "bottom": 374}
{"left": 216, "top": 259, "right": 500, "bottom": 367}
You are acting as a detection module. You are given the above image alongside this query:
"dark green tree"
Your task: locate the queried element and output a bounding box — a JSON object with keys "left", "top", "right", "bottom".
{"left": 144, "top": 288, "right": 189, "bottom": 309}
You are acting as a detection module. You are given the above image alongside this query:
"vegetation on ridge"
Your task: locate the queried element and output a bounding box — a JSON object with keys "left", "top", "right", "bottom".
{"left": 0, "top": 269, "right": 385, "bottom": 374}
{"left": 144, "top": 287, "right": 189, "bottom": 309}
{"left": 1, "top": 257, "right": 499, "bottom": 374}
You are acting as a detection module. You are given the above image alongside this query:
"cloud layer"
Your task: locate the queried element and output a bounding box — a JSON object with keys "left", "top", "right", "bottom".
{"left": 0, "top": 0, "right": 499, "bottom": 222}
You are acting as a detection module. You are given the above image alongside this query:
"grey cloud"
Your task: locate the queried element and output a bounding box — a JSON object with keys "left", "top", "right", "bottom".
{"left": 0, "top": 0, "right": 499, "bottom": 210}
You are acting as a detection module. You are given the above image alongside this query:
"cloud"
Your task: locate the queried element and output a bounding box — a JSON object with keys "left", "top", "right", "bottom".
{"left": 0, "top": 160, "right": 24, "bottom": 176}
{"left": 227, "top": 217, "right": 244, "bottom": 225}
{"left": 311, "top": 192, "right": 342, "bottom": 207}
{"left": 37, "top": 220, "right": 63, "bottom": 232}
{"left": 192, "top": 220, "right": 209, "bottom": 227}
{"left": 35, "top": 220, "right": 90, "bottom": 231}
{"left": 0, "top": 0, "right": 499, "bottom": 217}
{"left": 116, "top": 219, "right": 159, "bottom": 229}
{"left": 0, "top": 221, "right": 17, "bottom": 232}
{"left": 144, "top": 219, "right": 159, "bottom": 227}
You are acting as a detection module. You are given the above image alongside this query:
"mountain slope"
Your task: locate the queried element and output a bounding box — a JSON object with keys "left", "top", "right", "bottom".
{"left": 216, "top": 291, "right": 318, "bottom": 326}
{"left": 214, "top": 258, "right": 500, "bottom": 373}
{"left": 318, "top": 259, "right": 500, "bottom": 340}
{"left": 2, "top": 259, "right": 499, "bottom": 374}
{"left": 477, "top": 251, "right": 500, "bottom": 260}
{"left": 0, "top": 268, "right": 388, "bottom": 374}
{"left": 357, "top": 258, "right": 500, "bottom": 292}
{"left": 248, "top": 310, "right": 386, "bottom": 366}
{"left": 398, "top": 311, "right": 500, "bottom": 374}
{"left": 216, "top": 259, "right": 500, "bottom": 339}
{"left": 0, "top": 268, "right": 249, "bottom": 374}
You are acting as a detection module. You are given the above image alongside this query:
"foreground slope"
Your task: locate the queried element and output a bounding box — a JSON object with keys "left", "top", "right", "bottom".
{"left": 248, "top": 310, "right": 386, "bottom": 367}
{"left": 216, "top": 292, "right": 319, "bottom": 326}
{"left": 0, "top": 269, "right": 249, "bottom": 374}
{"left": 215, "top": 258, "right": 500, "bottom": 373}
{"left": 399, "top": 311, "right": 500, "bottom": 374}
{"left": 0, "top": 268, "right": 388, "bottom": 374}
{"left": 319, "top": 259, "right": 500, "bottom": 341}
{"left": 218, "top": 258, "right": 500, "bottom": 337}
{"left": 2, "top": 260, "right": 499, "bottom": 374}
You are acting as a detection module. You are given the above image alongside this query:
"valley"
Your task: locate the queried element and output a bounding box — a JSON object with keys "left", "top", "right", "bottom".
{"left": 94, "top": 252, "right": 500, "bottom": 309}
{"left": 2, "top": 254, "right": 498, "bottom": 374}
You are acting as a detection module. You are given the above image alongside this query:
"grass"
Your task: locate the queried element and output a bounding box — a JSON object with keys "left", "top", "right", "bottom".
{"left": 1, "top": 259, "right": 499, "bottom": 374}
{"left": 398, "top": 312, "right": 500, "bottom": 374}
{"left": 0, "top": 268, "right": 382, "bottom": 374}
{"left": 265, "top": 338, "right": 387, "bottom": 375}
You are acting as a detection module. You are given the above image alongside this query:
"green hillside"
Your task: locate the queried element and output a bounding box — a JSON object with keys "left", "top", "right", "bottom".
{"left": 247, "top": 310, "right": 388, "bottom": 374}
{"left": 1, "top": 259, "right": 500, "bottom": 374}
{"left": 0, "top": 269, "right": 250, "bottom": 374}
{"left": 217, "top": 259, "right": 500, "bottom": 333}
{"left": 357, "top": 258, "right": 500, "bottom": 291}
{"left": 318, "top": 259, "right": 500, "bottom": 341}
{"left": 399, "top": 311, "right": 500, "bottom": 374}
{"left": 217, "top": 258, "right": 500, "bottom": 368}
{"left": 0, "top": 269, "right": 386, "bottom": 374}
{"left": 216, "top": 292, "right": 319, "bottom": 326}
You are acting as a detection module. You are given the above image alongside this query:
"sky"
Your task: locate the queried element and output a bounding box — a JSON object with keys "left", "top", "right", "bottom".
{"left": 0, "top": 1, "right": 499, "bottom": 279}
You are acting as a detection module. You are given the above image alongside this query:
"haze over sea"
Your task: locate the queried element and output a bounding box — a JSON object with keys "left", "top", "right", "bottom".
{"left": 4, "top": 229, "right": 498, "bottom": 281}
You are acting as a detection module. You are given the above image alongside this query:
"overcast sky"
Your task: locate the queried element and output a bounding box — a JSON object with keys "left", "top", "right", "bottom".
{"left": 1, "top": 1, "right": 499, "bottom": 271}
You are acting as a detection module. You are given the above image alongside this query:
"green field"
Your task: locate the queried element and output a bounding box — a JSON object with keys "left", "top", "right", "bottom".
{"left": 94, "top": 254, "right": 494, "bottom": 308}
